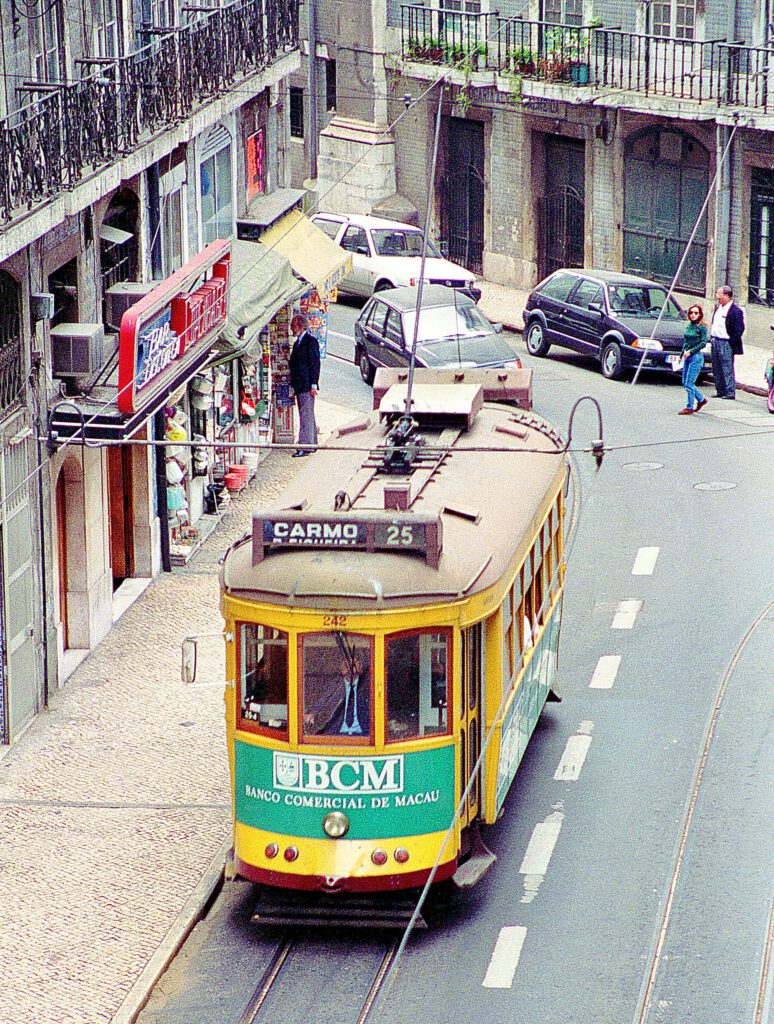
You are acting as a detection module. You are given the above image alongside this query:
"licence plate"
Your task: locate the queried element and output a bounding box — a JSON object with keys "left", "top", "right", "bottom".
{"left": 667, "top": 355, "right": 683, "bottom": 369}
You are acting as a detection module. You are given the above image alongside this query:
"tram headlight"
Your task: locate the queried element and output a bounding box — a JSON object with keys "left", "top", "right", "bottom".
{"left": 323, "top": 811, "right": 350, "bottom": 838}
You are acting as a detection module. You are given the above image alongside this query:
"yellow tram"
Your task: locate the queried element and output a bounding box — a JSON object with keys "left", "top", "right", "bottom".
{"left": 219, "top": 370, "right": 567, "bottom": 893}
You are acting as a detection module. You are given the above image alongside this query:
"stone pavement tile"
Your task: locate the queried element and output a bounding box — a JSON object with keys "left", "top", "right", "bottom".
{"left": 0, "top": 402, "right": 357, "bottom": 1024}
{"left": 0, "top": 806, "right": 229, "bottom": 1024}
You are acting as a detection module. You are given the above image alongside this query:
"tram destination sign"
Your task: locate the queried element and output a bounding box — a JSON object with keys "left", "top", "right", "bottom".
{"left": 252, "top": 510, "right": 442, "bottom": 568}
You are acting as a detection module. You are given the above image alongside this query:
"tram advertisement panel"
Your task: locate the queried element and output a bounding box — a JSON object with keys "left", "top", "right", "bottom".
{"left": 235, "top": 743, "right": 455, "bottom": 839}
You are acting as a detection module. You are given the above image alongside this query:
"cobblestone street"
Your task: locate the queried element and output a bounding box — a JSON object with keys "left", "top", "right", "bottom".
{"left": 0, "top": 400, "right": 355, "bottom": 1024}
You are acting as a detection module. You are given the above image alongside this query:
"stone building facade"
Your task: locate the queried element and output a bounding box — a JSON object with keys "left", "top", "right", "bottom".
{"left": 0, "top": 0, "right": 300, "bottom": 743}
{"left": 295, "top": 0, "right": 774, "bottom": 325}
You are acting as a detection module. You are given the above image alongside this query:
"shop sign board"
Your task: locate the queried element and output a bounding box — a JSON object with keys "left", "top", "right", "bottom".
{"left": 253, "top": 511, "right": 443, "bottom": 568}
{"left": 118, "top": 239, "right": 231, "bottom": 415}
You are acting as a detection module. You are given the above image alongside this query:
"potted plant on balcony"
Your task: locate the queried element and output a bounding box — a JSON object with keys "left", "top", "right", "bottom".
{"left": 507, "top": 45, "right": 537, "bottom": 75}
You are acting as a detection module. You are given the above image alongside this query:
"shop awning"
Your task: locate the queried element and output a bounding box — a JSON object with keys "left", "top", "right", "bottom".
{"left": 211, "top": 239, "right": 306, "bottom": 365}
{"left": 258, "top": 209, "right": 352, "bottom": 298}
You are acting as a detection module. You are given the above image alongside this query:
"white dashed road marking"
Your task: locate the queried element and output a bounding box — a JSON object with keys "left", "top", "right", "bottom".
{"left": 612, "top": 599, "right": 643, "bottom": 629}
{"left": 590, "top": 655, "right": 621, "bottom": 689}
{"left": 632, "top": 546, "right": 659, "bottom": 575}
{"left": 554, "top": 731, "right": 593, "bottom": 781}
{"left": 482, "top": 927, "right": 528, "bottom": 989}
{"left": 519, "top": 810, "right": 564, "bottom": 902}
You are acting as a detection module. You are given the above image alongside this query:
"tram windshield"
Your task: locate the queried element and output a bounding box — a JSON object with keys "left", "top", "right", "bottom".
{"left": 302, "top": 633, "right": 373, "bottom": 740}
{"left": 239, "top": 624, "right": 288, "bottom": 732}
{"left": 386, "top": 631, "right": 450, "bottom": 741}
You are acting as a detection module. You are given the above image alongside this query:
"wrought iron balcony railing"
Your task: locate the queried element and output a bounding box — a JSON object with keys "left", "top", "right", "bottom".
{"left": 0, "top": 0, "right": 298, "bottom": 225}
{"left": 400, "top": 6, "right": 774, "bottom": 112}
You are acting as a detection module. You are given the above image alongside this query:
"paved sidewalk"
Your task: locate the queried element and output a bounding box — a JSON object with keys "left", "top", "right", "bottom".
{"left": 0, "top": 400, "right": 355, "bottom": 1024}
{"left": 478, "top": 280, "right": 771, "bottom": 396}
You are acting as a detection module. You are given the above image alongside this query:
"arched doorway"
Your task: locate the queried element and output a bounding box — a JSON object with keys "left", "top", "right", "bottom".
{"left": 101, "top": 188, "right": 140, "bottom": 298}
{"left": 623, "top": 128, "right": 709, "bottom": 291}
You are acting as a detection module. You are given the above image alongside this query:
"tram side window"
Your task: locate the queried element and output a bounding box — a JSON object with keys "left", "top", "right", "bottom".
{"left": 239, "top": 624, "right": 288, "bottom": 732}
{"left": 386, "top": 631, "right": 450, "bottom": 741}
{"left": 302, "top": 633, "right": 373, "bottom": 740}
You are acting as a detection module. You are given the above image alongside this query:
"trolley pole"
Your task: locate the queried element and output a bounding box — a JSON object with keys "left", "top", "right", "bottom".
{"left": 404, "top": 81, "right": 445, "bottom": 418}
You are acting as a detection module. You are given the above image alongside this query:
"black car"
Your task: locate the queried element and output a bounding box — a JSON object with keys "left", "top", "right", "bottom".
{"left": 523, "top": 269, "right": 710, "bottom": 380}
{"left": 354, "top": 285, "right": 521, "bottom": 385}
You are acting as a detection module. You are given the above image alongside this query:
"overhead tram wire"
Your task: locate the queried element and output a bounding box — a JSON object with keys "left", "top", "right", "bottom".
{"left": 0, "top": 5, "right": 534, "bottom": 516}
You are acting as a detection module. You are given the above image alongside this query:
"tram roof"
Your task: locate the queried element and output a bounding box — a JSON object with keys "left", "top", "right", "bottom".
{"left": 222, "top": 396, "right": 566, "bottom": 609}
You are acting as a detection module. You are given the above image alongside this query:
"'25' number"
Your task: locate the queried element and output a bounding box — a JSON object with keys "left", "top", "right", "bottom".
{"left": 386, "top": 524, "right": 414, "bottom": 546}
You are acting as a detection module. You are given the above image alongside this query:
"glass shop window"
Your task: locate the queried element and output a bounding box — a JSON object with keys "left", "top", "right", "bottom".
{"left": 239, "top": 624, "right": 288, "bottom": 733}
{"left": 386, "top": 631, "right": 450, "bottom": 742}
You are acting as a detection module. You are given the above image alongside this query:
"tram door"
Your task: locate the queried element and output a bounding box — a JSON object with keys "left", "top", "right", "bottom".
{"left": 460, "top": 623, "right": 484, "bottom": 824}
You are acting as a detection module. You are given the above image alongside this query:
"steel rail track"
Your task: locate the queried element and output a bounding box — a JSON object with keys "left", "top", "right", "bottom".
{"left": 634, "top": 600, "right": 774, "bottom": 1024}
{"left": 237, "top": 932, "right": 399, "bottom": 1024}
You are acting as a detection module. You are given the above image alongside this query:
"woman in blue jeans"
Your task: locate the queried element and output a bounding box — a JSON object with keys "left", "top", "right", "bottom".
{"left": 678, "top": 305, "right": 709, "bottom": 415}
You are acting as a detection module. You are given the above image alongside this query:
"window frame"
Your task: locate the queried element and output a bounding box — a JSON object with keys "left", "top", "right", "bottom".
{"left": 289, "top": 86, "right": 304, "bottom": 139}
{"left": 236, "top": 622, "right": 290, "bottom": 739}
{"left": 340, "top": 225, "right": 370, "bottom": 255}
{"left": 298, "top": 632, "right": 375, "bottom": 746}
{"left": 384, "top": 627, "right": 453, "bottom": 744}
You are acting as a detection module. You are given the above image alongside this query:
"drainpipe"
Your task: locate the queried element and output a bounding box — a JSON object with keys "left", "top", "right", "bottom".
{"left": 307, "top": 0, "right": 319, "bottom": 181}
{"left": 715, "top": 123, "right": 733, "bottom": 288}
{"left": 154, "top": 409, "right": 171, "bottom": 572}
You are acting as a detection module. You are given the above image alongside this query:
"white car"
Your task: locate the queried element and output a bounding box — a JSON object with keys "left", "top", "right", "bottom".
{"left": 310, "top": 213, "right": 481, "bottom": 300}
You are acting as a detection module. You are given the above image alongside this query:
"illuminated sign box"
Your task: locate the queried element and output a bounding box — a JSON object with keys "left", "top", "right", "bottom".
{"left": 252, "top": 511, "right": 443, "bottom": 568}
{"left": 117, "top": 239, "right": 231, "bottom": 414}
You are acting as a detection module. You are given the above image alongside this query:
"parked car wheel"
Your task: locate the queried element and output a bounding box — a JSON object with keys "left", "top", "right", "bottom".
{"left": 374, "top": 279, "right": 394, "bottom": 293}
{"left": 600, "top": 341, "right": 624, "bottom": 380}
{"left": 357, "top": 347, "right": 375, "bottom": 385}
{"left": 525, "top": 320, "right": 551, "bottom": 357}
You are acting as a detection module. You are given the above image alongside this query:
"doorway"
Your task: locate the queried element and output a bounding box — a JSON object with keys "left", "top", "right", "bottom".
{"left": 460, "top": 621, "right": 484, "bottom": 825}
{"left": 539, "top": 136, "right": 585, "bottom": 278}
{"left": 445, "top": 118, "right": 485, "bottom": 275}
{"left": 55, "top": 471, "right": 68, "bottom": 649}
{"left": 107, "top": 445, "right": 134, "bottom": 589}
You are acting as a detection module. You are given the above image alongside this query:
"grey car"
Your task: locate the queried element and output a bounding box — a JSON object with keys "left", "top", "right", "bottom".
{"left": 354, "top": 285, "right": 521, "bottom": 385}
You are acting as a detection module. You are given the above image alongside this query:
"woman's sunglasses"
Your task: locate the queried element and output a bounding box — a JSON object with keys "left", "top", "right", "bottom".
{"left": 688, "top": 309, "right": 702, "bottom": 317}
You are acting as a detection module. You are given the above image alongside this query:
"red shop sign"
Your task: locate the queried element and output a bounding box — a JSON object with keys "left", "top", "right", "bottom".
{"left": 117, "top": 239, "right": 231, "bottom": 414}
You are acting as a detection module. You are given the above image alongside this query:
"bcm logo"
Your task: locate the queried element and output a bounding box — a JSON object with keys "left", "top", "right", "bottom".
{"left": 273, "top": 753, "right": 403, "bottom": 794}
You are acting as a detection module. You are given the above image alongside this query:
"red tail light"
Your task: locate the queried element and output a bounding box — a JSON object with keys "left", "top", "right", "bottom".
{"left": 284, "top": 846, "right": 299, "bottom": 862}
{"left": 394, "top": 848, "right": 410, "bottom": 864}
{"left": 371, "top": 849, "right": 388, "bottom": 866}
{"left": 265, "top": 843, "right": 279, "bottom": 859}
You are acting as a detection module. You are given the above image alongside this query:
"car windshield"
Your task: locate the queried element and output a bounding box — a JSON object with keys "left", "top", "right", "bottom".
{"left": 371, "top": 229, "right": 441, "bottom": 258}
{"left": 404, "top": 303, "right": 492, "bottom": 342}
{"left": 608, "top": 285, "right": 685, "bottom": 320}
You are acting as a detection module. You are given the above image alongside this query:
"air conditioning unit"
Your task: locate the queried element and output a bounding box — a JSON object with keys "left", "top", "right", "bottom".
{"left": 50, "top": 323, "right": 106, "bottom": 378}
{"left": 105, "top": 281, "right": 155, "bottom": 330}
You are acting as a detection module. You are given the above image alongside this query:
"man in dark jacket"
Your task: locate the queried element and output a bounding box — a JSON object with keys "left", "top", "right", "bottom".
{"left": 289, "top": 313, "right": 320, "bottom": 455}
{"left": 305, "top": 653, "right": 371, "bottom": 737}
{"left": 710, "top": 285, "right": 745, "bottom": 400}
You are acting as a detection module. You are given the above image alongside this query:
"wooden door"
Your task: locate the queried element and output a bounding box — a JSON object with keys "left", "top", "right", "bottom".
{"left": 107, "top": 445, "right": 134, "bottom": 585}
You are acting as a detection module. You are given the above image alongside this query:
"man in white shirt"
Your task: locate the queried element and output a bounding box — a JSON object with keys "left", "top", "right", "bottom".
{"left": 710, "top": 286, "right": 745, "bottom": 399}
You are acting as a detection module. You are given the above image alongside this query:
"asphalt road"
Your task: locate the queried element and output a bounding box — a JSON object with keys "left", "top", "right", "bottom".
{"left": 138, "top": 298, "right": 774, "bottom": 1024}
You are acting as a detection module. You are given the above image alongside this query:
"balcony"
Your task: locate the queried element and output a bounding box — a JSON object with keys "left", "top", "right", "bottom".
{"left": 400, "top": 6, "right": 774, "bottom": 114}
{"left": 0, "top": 0, "right": 299, "bottom": 225}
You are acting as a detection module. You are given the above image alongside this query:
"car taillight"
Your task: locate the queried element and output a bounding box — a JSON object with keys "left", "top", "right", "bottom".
{"left": 409, "top": 277, "right": 416, "bottom": 286}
